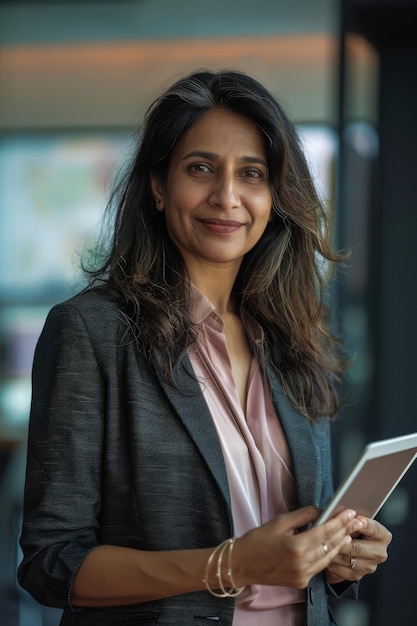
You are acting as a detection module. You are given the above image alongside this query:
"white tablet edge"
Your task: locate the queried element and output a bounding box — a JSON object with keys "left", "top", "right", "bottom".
{"left": 314, "top": 432, "right": 417, "bottom": 526}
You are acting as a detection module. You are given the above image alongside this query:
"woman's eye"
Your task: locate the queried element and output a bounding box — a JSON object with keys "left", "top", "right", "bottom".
{"left": 189, "top": 163, "right": 211, "bottom": 173}
{"left": 244, "top": 168, "right": 262, "bottom": 179}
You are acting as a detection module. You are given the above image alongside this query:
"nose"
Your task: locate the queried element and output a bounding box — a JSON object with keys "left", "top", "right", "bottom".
{"left": 208, "top": 172, "right": 241, "bottom": 210}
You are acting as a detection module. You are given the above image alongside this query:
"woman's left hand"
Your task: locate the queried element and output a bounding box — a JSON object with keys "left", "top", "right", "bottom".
{"left": 325, "top": 517, "right": 392, "bottom": 584}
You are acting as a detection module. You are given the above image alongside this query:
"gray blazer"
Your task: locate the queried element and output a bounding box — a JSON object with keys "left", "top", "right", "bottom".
{"left": 18, "top": 288, "right": 357, "bottom": 625}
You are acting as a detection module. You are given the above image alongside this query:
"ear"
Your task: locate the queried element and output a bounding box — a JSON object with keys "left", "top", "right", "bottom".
{"left": 150, "top": 173, "right": 165, "bottom": 211}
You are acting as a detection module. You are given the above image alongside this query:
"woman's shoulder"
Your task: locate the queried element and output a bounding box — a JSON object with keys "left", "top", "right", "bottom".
{"left": 55, "top": 284, "right": 119, "bottom": 309}
{"left": 51, "top": 285, "right": 121, "bottom": 314}
{"left": 46, "top": 286, "right": 133, "bottom": 340}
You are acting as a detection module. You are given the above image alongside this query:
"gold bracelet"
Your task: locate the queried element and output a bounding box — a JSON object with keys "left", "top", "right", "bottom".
{"left": 203, "top": 539, "right": 231, "bottom": 598}
{"left": 216, "top": 539, "right": 232, "bottom": 595}
{"left": 203, "top": 538, "right": 245, "bottom": 598}
{"left": 226, "top": 537, "right": 244, "bottom": 594}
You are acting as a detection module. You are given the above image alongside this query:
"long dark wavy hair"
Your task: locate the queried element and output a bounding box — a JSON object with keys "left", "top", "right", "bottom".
{"left": 86, "top": 69, "right": 348, "bottom": 421}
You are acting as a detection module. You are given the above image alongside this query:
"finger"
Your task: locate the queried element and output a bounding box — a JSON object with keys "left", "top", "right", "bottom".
{"left": 317, "top": 531, "right": 352, "bottom": 564}
{"left": 357, "top": 517, "right": 392, "bottom": 545}
{"left": 327, "top": 519, "right": 392, "bottom": 583}
{"left": 334, "top": 551, "right": 359, "bottom": 569}
{"left": 335, "top": 538, "right": 362, "bottom": 560}
{"left": 315, "top": 510, "right": 367, "bottom": 565}
{"left": 321, "top": 509, "right": 365, "bottom": 545}
{"left": 326, "top": 556, "right": 363, "bottom": 583}
{"left": 281, "top": 506, "right": 322, "bottom": 533}
{"left": 336, "top": 534, "right": 388, "bottom": 575}
{"left": 303, "top": 509, "right": 353, "bottom": 556}
{"left": 286, "top": 509, "right": 361, "bottom": 576}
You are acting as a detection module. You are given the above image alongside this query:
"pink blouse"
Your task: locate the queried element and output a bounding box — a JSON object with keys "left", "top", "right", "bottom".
{"left": 188, "top": 287, "right": 305, "bottom": 626}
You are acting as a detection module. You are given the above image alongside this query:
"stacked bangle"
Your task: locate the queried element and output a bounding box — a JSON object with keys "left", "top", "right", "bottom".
{"left": 203, "top": 537, "right": 245, "bottom": 598}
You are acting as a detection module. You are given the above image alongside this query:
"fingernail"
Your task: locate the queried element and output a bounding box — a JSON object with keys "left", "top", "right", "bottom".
{"left": 346, "top": 510, "right": 357, "bottom": 519}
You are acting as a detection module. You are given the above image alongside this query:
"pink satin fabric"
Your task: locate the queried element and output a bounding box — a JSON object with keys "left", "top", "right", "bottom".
{"left": 188, "top": 287, "right": 305, "bottom": 625}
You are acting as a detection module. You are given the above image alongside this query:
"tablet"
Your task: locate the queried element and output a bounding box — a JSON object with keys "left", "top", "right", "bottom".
{"left": 314, "top": 432, "right": 417, "bottom": 525}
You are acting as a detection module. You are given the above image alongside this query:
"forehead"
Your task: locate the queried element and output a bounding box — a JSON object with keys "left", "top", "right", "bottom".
{"left": 172, "top": 108, "right": 267, "bottom": 158}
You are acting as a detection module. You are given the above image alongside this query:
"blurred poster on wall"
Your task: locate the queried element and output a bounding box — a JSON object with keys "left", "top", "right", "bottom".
{"left": 0, "top": 132, "right": 130, "bottom": 301}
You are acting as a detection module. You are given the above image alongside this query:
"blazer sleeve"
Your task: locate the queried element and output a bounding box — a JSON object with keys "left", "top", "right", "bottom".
{"left": 315, "top": 421, "right": 361, "bottom": 603}
{"left": 18, "top": 302, "right": 106, "bottom": 608}
{"left": 316, "top": 417, "right": 334, "bottom": 507}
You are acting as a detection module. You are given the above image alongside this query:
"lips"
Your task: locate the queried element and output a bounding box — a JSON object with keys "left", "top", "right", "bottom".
{"left": 197, "top": 218, "right": 243, "bottom": 234}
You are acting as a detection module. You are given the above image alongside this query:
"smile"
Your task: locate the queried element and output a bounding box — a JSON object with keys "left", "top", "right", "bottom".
{"left": 197, "top": 218, "right": 244, "bottom": 234}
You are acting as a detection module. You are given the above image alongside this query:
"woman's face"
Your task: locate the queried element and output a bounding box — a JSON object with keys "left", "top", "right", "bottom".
{"left": 151, "top": 107, "right": 272, "bottom": 278}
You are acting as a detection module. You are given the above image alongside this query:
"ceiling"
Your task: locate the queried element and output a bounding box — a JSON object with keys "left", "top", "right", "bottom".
{"left": 0, "top": 0, "right": 339, "bottom": 45}
{"left": 0, "top": 1, "right": 377, "bottom": 129}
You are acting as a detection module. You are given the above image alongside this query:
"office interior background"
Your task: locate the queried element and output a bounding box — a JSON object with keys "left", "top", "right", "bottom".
{"left": 0, "top": 0, "right": 416, "bottom": 624}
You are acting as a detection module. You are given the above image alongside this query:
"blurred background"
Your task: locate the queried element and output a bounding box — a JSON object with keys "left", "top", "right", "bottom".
{"left": 0, "top": 0, "right": 416, "bottom": 624}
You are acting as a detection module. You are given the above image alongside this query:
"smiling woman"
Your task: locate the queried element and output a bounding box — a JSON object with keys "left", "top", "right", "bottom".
{"left": 150, "top": 108, "right": 272, "bottom": 283}
{"left": 17, "top": 69, "right": 392, "bottom": 626}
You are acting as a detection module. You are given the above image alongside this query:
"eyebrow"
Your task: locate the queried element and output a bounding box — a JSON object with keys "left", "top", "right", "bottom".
{"left": 182, "top": 150, "right": 268, "bottom": 167}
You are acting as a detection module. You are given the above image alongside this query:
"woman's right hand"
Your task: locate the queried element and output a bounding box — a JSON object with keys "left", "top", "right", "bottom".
{"left": 232, "top": 506, "right": 365, "bottom": 589}
{"left": 71, "top": 507, "right": 364, "bottom": 607}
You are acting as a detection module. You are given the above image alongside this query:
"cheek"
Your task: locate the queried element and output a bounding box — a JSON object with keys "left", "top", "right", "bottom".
{"left": 253, "top": 196, "right": 273, "bottom": 225}
{"left": 165, "top": 184, "right": 195, "bottom": 213}
{"left": 162, "top": 198, "right": 191, "bottom": 239}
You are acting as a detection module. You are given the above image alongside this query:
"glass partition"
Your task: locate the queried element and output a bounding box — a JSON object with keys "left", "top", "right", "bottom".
{"left": 0, "top": 2, "right": 340, "bottom": 624}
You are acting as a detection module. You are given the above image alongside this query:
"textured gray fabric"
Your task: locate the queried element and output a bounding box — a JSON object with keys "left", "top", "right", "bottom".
{"left": 18, "top": 288, "right": 358, "bottom": 625}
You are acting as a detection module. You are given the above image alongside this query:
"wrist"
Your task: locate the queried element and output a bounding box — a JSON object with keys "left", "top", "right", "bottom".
{"left": 203, "top": 538, "right": 245, "bottom": 598}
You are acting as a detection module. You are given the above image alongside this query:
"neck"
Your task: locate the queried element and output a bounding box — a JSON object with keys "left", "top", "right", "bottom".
{"left": 187, "top": 264, "right": 239, "bottom": 316}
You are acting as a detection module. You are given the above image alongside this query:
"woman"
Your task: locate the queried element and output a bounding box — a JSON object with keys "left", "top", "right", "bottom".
{"left": 18, "top": 70, "right": 391, "bottom": 625}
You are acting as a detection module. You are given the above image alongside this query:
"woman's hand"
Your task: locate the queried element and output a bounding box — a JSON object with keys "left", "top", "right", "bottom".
{"left": 232, "top": 506, "right": 365, "bottom": 590}
{"left": 325, "top": 517, "right": 392, "bottom": 584}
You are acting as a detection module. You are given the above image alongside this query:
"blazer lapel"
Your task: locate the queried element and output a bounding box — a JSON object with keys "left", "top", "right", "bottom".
{"left": 268, "top": 367, "right": 319, "bottom": 508}
{"left": 160, "top": 358, "right": 319, "bottom": 519}
{"left": 159, "top": 355, "right": 232, "bottom": 521}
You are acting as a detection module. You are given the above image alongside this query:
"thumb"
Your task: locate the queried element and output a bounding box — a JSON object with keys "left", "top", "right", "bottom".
{"left": 282, "top": 506, "right": 320, "bottom": 534}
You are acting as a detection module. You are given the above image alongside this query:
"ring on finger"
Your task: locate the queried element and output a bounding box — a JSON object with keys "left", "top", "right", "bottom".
{"left": 322, "top": 543, "right": 329, "bottom": 554}
{"left": 350, "top": 556, "right": 356, "bottom": 569}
